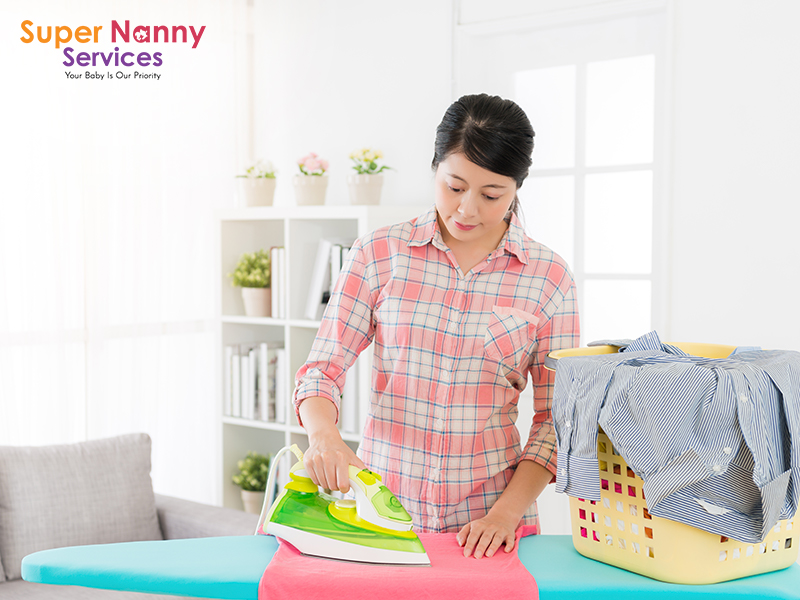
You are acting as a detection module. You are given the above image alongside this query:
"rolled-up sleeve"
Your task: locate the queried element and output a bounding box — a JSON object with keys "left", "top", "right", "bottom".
{"left": 293, "top": 238, "right": 377, "bottom": 425}
{"left": 522, "top": 276, "right": 580, "bottom": 478}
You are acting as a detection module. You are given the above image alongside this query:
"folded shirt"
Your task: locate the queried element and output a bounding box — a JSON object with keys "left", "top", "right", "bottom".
{"left": 553, "top": 331, "right": 800, "bottom": 543}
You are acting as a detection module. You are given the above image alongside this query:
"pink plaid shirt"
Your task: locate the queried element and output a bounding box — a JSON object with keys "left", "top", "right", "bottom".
{"left": 294, "top": 205, "right": 580, "bottom": 532}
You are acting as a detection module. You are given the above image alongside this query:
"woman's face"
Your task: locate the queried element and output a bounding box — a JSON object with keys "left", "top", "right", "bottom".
{"left": 434, "top": 152, "right": 517, "bottom": 250}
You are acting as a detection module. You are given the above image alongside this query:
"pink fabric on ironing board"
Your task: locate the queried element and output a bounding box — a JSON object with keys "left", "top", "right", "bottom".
{"left": 259, "top": 526, "right": 538, "bottom": 600}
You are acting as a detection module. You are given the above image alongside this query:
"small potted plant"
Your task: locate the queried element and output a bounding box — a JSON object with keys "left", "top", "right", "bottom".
{"left": 232, "top": 451, "right": 271, "bottom": 514}
{"left": 228, "top": 249, "right": 271, "bottom": 318}
{"left": 293, "top": 152, "right": 329, "bottom": 206}
{"left": 347, "top": 148, "right": 392, "bottom": 205}
{"left": 236, "top": 160, "right": 277, "bottom": 207}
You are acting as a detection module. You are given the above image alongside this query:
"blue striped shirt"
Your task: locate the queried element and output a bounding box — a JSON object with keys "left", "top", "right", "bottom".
{"left": 553, "top": 331, "right": 800, "bottom": 543}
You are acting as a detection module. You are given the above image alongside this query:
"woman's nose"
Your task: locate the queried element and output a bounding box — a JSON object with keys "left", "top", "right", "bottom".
{"left": 458, "top": 191, "right": 480, "bottom": 218}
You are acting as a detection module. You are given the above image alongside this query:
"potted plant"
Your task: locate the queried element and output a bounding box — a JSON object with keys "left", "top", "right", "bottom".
{"left": 228, "top": 249, "right": 271, "bottom": 317}
{"left": 347, "top": 148, "right": 392, "bottom": 205}
{"left": 232, "top": 451, "right": 271, "bottom": 514}
{"left": 293, "top": 152, "right": 329, "bottom": 206}
{"left": 236, "top": 160, "right": 277, "bottom": 207}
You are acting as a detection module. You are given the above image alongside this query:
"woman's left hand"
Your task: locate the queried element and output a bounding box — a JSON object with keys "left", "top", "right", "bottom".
{"left": 456, "top": 512, "right": 518, "bottom": 559}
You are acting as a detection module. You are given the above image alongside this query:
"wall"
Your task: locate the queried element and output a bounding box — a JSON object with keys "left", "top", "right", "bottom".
{"left": 251, "top": 0, "right": 454, "bottom": 208}
{"left": 669, "top": 0, "right": 800, "bottom": 348}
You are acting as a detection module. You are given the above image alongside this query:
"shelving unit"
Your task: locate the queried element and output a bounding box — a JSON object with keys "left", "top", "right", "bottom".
{"left": 216, "top": 204, "right": 428, "bottom": 509}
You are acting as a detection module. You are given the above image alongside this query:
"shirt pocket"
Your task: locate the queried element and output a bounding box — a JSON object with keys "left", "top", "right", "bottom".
{"left": 483, "top": 306, "right": 539, "bottom": 380}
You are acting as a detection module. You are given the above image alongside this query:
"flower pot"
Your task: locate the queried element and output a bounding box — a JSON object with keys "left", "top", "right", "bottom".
{"left": 241, "top": 489, "right": 266, "bottom": 514}
{"left": 347, "top": 173, "right": 384, "bottom": 205}
{"left": 293, "top": 175, "right": 328, "bottom": 206}
{"left": 238, "top": 177, "right": 276, "bottom": 207}
{"left": 241, "top": 287, "right": 271, "bottom": 318}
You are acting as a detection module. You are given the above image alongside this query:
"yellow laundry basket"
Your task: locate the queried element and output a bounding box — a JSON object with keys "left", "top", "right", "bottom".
{"left": 547, "top": 342, "right": 800, "bottom": 584}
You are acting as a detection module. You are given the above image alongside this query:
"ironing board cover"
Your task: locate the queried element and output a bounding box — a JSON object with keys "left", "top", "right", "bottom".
{"left": 22, "top": 534, "right": 800, "bottom": 600}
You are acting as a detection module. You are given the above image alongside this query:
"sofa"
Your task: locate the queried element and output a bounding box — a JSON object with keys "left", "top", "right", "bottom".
{"left": 0, "top": 433, "right": 259, "bottom": 599}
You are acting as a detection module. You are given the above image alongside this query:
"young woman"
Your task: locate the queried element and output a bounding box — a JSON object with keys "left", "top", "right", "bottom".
{"left": 293, "top": 94, "right": 580, "bottom": 559}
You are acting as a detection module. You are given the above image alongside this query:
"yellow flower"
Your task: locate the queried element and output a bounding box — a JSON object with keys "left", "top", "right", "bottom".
{"left": 375, "top": 150, "right": 383, "bottom": 159}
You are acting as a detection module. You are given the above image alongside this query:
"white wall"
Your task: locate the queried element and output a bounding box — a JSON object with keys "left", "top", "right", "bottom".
{"left": 250, "top": 0, "right": 453, "bottom": 208}
{"left": 668, "top": 0, "right": 800, "bottom": 349}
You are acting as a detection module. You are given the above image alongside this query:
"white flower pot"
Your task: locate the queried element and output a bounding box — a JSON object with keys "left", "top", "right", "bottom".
{"left": 241, "top": 489, "right": 266, "bottom": 514}
{"left": 293, "top": 175, "right": 328, "bottom": 206}
{"left": 238, "top": 177, "right": 276, "bottom": 207}
{"left": 347, "top": 174, "right": 384, "bottom": 205}
{"left": 241, "top": 287, "right": 271, "bottom": 318}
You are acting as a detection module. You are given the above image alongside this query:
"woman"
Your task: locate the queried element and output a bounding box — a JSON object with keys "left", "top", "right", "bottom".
{"left": 293, "top": 93, "right": 580, "bottom": 560}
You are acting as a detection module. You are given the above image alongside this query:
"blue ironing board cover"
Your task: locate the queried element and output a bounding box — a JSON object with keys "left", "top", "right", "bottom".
{"left": 22, "top": 534, "right": 800, "bottom": 600}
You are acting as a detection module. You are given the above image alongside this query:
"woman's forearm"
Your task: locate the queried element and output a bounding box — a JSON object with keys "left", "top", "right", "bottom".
{"left": 487, "top": 459, "right": 553, "bottom": 526}
{"left": 297, "top": 396, "right": 339, "bottom": 437}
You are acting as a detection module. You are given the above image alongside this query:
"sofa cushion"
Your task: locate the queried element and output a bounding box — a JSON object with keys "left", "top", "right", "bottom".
{"left": 0, "top": 433, "right": 163, "bottom": 581}
{"left": 2, "top": 579, "right": 219, "bottom": 599}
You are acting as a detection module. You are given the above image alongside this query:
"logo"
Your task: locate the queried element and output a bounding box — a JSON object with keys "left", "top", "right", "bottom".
{"left": 20, "top": 19, "right": 207, "bottom": 80}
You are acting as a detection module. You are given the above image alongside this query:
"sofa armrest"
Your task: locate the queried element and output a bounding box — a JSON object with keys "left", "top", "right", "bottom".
{"left": 155, "top": 494, "right": 259, "bottom": 539}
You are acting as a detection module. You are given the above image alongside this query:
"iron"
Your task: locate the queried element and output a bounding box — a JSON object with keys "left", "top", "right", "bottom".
{"left": 256, "top": 445, "right": 430, "bottom": 566}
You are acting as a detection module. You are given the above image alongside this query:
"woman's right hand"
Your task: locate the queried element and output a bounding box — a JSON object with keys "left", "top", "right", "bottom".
{"left": 298, "top": 396, "right": 366, "bottom": 493}
{"left": 303, "top": 428, "right": 366, "bottom": 494}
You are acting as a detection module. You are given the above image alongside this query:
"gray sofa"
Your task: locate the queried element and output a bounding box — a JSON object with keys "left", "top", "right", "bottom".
{"left": 0, "top": 433, "right": 258, "bottom": 599}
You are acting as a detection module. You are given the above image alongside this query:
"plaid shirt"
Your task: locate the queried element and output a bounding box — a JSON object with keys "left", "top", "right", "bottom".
{"left": 294, "top": 205, "right": 580, "bottom": 532}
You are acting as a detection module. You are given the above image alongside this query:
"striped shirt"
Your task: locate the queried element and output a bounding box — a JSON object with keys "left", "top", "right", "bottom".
{"left": 293, "top": 205, "right": 580, "bottom": 533}
{"left": 554, "top": 331, "right": 800, "bottom": 543}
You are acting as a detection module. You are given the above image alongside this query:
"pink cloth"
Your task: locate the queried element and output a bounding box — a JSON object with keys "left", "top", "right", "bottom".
{"left": 258, "top": 526, "right": 538, "bottom": 600}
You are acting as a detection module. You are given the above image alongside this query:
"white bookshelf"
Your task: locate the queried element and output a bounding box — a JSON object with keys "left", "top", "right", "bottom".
{"left": 216, "top": 204, "right": 428, "bottom": 509}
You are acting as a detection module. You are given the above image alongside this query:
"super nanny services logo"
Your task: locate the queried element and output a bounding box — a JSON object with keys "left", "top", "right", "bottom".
{"left": 20, "top": 20, "right": 206, "bottom": 81}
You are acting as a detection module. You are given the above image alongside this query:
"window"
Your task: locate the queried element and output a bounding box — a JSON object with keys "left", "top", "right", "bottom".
{"left": 456, "top": 5, "right": 668, "bottom": 344}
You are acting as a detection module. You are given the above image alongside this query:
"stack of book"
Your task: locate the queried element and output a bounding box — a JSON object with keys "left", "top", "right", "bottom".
{"left": 223, "top": 342, "right": 288, "bottom": 423}
{"left": 304, "top": 238, "right": 355, "bottom": 321}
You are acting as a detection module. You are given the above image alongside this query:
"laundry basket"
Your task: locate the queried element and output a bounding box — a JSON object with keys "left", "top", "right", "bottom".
{"left": 546, "top": 342, "right": 800, "bottom": 585}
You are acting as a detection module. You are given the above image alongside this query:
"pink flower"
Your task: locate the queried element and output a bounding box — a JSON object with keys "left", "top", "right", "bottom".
{"left": 320, "top": 159, "right": 329, "bottom": 171}
{"left": 305, "top": 158, "right": 321, "bottom": 172}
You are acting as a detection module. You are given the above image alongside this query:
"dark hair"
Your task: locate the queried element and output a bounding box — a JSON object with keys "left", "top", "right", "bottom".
{"left": 432, "top": 93, "right": 535, "bottom": 217}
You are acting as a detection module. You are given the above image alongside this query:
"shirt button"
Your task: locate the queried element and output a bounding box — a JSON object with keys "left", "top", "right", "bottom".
{"left": 434, "top": 418, "right": 445, "bottom": 431}
{"left": 431, "top": 469, "right": 440, "bottom": 480}
{"left": 565, "top": 420, "right": 571, "bottom": 428}
{"left": 739, "top": 393, "right": 749, "bottom": 403}
{"left": 713, "top": 465, "right": 721, "bottom": 472}
{"left": 561, "top": 468, "right": 567, "bottom": 476}
{"left": 723, "top": 447, "right": 732, "bottom": 454}
{"left": 441, "top": 371, "right": 450, "bottom": 383}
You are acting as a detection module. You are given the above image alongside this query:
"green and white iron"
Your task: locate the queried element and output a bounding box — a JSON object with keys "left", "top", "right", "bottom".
{"left": 256, "top": 445, "right": 430, "bottom": 566}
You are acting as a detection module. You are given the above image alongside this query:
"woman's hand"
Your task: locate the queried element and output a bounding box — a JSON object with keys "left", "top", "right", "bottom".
{"left": 298, "top": 396, "right": 366, "bottom": 493}
{"left": 303, "top": 428, "right": 366, "bottom": 494}
{"left": 456, "top": 510, "right": 519, "bottom": 559}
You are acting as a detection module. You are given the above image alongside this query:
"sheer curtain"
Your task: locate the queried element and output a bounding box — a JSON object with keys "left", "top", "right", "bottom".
{"left": 0, "top": 0, "right": 251, "bottom": 503}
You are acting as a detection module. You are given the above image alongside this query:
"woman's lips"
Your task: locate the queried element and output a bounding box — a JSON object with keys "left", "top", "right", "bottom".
{"left": 453, "top": 220, "right": 477, "bottom": 231}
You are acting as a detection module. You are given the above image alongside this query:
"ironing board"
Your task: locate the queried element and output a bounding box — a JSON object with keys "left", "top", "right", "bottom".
{"left": 22, "top": 534, "right": 800, "bottom": 600}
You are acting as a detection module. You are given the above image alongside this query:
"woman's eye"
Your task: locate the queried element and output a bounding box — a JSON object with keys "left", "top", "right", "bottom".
{"left": 448, "top": 186, "right": 462, "bottom": 193}
{"left": 484, "top": 195, "right": 500, "bottom": 201}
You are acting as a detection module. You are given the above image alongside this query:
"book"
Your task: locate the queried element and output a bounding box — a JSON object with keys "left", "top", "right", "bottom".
{"left": 305, "top": 238, "right": 333, "bottom": 321}
{"left": 305, "top": 237, "right": 355, "bottom": 321}
{"left": 275, "top": 348, "right": 287, "bottom": 424}
{"left": 258, "top": 342, "right": 282, "bottom": 421}
{"left": 247, "top": 347, "right": 259, "bottom": 420}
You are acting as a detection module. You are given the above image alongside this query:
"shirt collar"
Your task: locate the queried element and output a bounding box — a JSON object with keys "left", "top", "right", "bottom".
{"left": 408, "top": 204, "right": 529, "bottom": 265}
